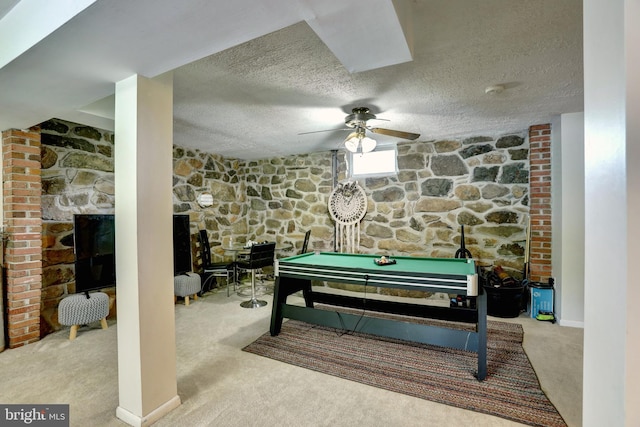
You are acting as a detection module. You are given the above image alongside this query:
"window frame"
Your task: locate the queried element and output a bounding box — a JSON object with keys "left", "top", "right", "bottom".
{"left": 348, "top": 145, "right": 398, "bottom": 178}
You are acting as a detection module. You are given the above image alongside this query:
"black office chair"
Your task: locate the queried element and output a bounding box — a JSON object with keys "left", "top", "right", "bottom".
{"left": 198, "top": 230, "right": 235, "bottom": 296}
{"left": 301, "top": 230, "right": 311, "bottom": 254}
{"left": 236, "top": 241, "right": 276, "bottom": 308}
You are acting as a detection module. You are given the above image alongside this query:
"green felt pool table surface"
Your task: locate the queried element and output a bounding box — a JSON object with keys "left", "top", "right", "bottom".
{"left": 279, "top": 252, "right": 476, "bottom": 276}
{"left": 276, "top": 252, "right": 478, "bottom": 295}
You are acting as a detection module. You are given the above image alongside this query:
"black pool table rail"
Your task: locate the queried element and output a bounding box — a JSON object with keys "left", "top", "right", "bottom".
{"left": 310, "top": 290, "right": 479, "bottom": 324}
{"left": 276, "top": 263, "right": 476, "bottom": 295}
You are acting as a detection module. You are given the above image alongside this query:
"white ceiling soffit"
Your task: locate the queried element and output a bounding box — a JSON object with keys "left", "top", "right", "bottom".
{"left": 0, "top": 0, "right": 19, "bottom": 19}
{"left": 62, "top": 0, "right": 411, "bottom": 131}
{"left": 301, "top": 0, "right": 413, "bottom": 72}
{"left": 0, "top": 0, "right": 97, "bottom": 69}
{"left": 0, "top": 0, "right": 407, "bottom": 131}
{"left": 0, "top": 0, "right": 300, "bottom": 129}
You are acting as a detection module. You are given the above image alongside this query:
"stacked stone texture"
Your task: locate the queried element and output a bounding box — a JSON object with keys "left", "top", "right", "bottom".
{"left": 38, "top": 117, "right": 530, "bottom": 334}
{"left": 178, "top": 134, "right": 530, "bottom": 298}
{"left": 371, "top": 134, "right": 530, "bottom": 269}
{"left": 39, "top": 119, "right": 116, "bottom": 334}
{"left": 40, "top": 119, "right": 115, "bottom": 220}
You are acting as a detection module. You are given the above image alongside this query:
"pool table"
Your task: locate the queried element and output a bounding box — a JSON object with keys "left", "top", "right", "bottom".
{"left": 270, "top": 252, "right": 487, "bottom": 380}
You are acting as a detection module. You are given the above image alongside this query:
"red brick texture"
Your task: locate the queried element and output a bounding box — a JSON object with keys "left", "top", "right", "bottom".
{"left": 528, "top": 124, "right": 552, "bottom": 283}
{"left": 2, "top": 128, "right": 43, "bottom": 348}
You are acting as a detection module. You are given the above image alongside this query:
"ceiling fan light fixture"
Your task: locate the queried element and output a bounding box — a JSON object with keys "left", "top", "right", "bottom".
{"left": 360, "top": 136, "right": 376, "bottom": 153}
{"left": 344, "top": 132, "right": 360, "bottom": 152}
{"left": 344, "top": 132, "right": 376, "bottom": 153}
{"left": 302, "top": 106, "right": 419, "bottom": 151}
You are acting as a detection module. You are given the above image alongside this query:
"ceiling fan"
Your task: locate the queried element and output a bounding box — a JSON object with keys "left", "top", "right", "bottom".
{"left": 300, "top": 107, "right": 420, "bottom": 153}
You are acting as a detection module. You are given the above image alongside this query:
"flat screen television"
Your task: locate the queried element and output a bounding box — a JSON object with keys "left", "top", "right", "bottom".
{"left": 173, "top": 214, "right": 192, "bottom": 276}
{"left": 73, "top": 214, "right": 192, "bottom": 293}
{"left": 73, "top": 214, "right": 116, "bottom": 294}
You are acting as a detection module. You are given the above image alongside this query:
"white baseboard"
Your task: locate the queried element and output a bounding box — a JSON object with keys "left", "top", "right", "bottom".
{"left": 116, "top": 395, "right": 181, "bottom": 426}
{"left": 558, "top": 318, "right": 584, "bottom": 328}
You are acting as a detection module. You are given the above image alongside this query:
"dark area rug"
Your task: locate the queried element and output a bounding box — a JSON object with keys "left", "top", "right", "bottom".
{"left": 243, "top": 315, "right": 566, "bottom": 427}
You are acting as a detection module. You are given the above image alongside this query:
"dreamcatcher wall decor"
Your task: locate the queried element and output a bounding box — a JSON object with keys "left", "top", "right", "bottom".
{"left": 328, "top": 181, "right": 367, "bottom": 253}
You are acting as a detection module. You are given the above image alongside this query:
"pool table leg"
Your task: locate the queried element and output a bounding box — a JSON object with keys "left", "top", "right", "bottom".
{"left": 301, "top": 280, "right": 314, "bottom": 308}
{"left": 476, "top": 288, "right": 487, "bottom": 381}
{"left": 270, "top": 277, "right": 314, "bottom": 335}
{"left": 270, "top": 277, "right": 285, "bottom": 335}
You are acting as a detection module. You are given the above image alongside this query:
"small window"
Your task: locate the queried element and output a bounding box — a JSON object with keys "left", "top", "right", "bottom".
{"left": 350, "top": 146, "right": 397, "bottom": 177}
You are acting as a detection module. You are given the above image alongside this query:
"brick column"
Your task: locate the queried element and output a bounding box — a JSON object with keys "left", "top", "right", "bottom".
{"left": 2, "top": 128, "right": 42, "bottom": 348}
{"left": 528, "top": 124, "right": 552, "bottom": 282}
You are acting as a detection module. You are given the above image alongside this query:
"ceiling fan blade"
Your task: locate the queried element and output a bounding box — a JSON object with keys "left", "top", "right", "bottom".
{"left": 370, "top": 127, "right": 420, "bottom": 140}
{"left": 298, "top": 128, "right": 350, "bottom": 135}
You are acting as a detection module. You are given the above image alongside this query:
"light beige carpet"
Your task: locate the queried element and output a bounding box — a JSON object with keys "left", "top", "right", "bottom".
{"left": 0, "top": 287, "right": 583, "bottom": 426}
{"left": 244, "top": 317, "right": 566, "bottom": 426}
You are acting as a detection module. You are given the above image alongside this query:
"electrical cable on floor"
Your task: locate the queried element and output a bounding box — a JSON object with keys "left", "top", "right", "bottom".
{"left": 335, "top": 274, "right": 368, "bottom": 337}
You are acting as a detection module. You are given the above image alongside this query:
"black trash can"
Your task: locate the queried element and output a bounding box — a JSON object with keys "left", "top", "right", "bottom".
{"left": 483, "top": 284, "right": 525, "bottom": 318}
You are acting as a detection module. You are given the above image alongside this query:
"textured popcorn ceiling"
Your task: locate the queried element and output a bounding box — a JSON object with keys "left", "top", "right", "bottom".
{"left": 0, "top": 0, "right": 583, "bottom": 160}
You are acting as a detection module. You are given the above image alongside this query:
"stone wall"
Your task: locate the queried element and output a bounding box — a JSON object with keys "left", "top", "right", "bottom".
{"left": 172, "top": 146, "right": 249, "bottom": 259}
{"left": 234, "top": 135, "right": 530, "bottom": 271}
{"left": 38, "top": 117, "right": 531, "bottom": 334}
{"left": 39, "top": 119, "right": 116, "bottom": 334}
{"left": 173, "top": 150, "right": 338, "bottom": 260}
{"left": 361, "top": 134, "right": 530, "bottom": 267}
{"left": 174, "top": 133, "right": 530, "bottom": 301}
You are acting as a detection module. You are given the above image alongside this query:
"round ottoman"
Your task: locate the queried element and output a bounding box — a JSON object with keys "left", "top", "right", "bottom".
{"left": 58, "top": 292, "right": 109, "bottom": 340}
{"left": 174, "top": 272, "right": 201, "bottom": 306}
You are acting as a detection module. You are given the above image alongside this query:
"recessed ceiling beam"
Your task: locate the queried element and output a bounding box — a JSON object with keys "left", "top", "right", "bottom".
{"left": 301, "top": 0, "right": 413, "bottom": 73}
{"left": 0, "top": 0, "right": 97, "bottom": 70}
